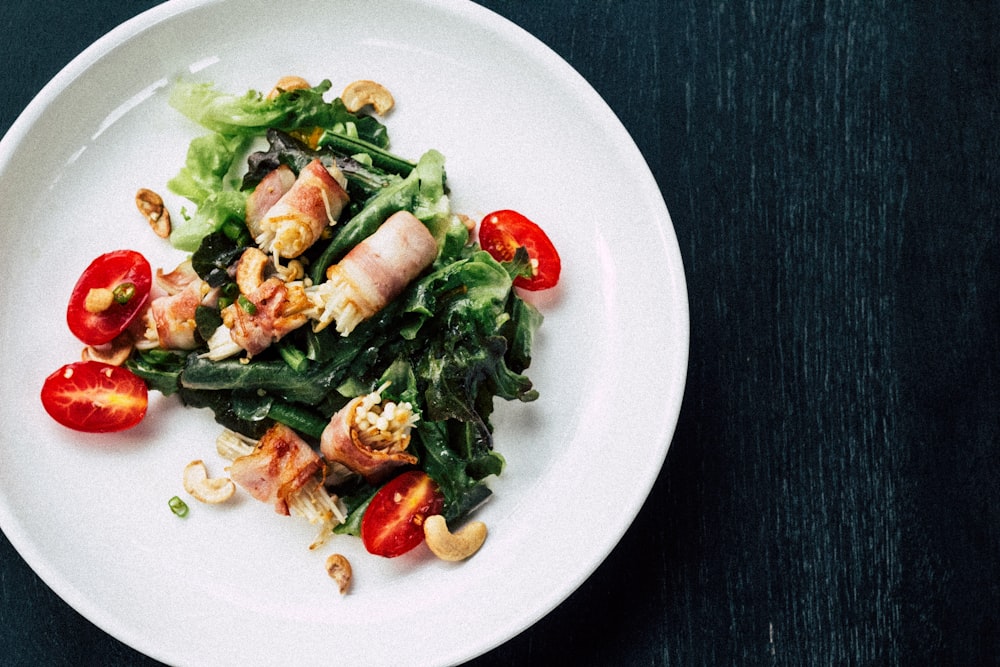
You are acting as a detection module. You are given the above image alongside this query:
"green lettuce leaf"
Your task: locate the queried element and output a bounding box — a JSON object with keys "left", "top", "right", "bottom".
{"left": 169, "top": 190, "right": 247, "bottom": 252}
{"left": 168, "top": 79, "right": 388, "bottom": 144}
{"left": 167, "top": 132, "right": 245, "bottom": 206}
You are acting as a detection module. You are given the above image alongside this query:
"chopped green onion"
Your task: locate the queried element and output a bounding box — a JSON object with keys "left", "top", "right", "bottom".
{"left": 113, "top": 282, "right": 136, "bottom": 304}
{"left": 237, "top": 294, "right": 257, "bottom": 315}
{"left": 168, "top": 495, "right": 189, "bottom": 518}
{"left": 218, "top": 282, "right": 240, "bottom": 309}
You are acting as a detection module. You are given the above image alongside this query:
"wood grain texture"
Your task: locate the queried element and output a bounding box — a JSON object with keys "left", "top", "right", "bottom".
{"left": 1, "top": 1, "right": 997, "bottom": 665}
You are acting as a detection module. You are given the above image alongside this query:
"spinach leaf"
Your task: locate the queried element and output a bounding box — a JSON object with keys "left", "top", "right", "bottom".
{"left": 191, "top": 230, "right": 247, "bottom": 286}
{"left": 126, "top": 349, "right": 187, "bottom": 396}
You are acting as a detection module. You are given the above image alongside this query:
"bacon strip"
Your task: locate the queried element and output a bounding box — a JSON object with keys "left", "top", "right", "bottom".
{"left": 245, "top": 164, "right": 295, "bottom": 235}
{"left": 143, "top": 261, "right": 208, "bottom": 350}
{"left": 228, "top": 423, "right": 324, "bottom": 516}
{"left": 155, "top": 259, "right": 202, "bottom": 295}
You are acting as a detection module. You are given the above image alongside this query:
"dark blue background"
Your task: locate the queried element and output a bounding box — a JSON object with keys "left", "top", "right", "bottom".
{"left": 2, "top": 1, "right": 997, "bottom": 664}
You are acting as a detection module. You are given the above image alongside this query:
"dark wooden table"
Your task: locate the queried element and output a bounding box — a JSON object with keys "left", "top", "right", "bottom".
{"left": 2, "top": 1, "right": 997, "bottom": 665}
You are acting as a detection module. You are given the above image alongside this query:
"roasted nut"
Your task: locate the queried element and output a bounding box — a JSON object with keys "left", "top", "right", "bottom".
{"left": 135, "top": 188, "right": 171, "bottom": 238}
{"left": 82, "top": 333, "right": 135, "bottom": 366}
{"left": 235, "top": 247, "right": 270, "bottom": 294}
{"left": 267, "top": 76, "right": 311, "bottom": 100}
{"left": 182, "top": 460, "right": 236, "bottom": 504}
{"left": 84, "top": 287, "right": 114, "bottom": 313}
{"left": 423, "top": 515, "right": 487, "bottom": 562}
{"left": 341, "top": 79, "right": 394, "bottom": 115}
{"left": 325, "top": 553, "right": 352, "bottom": 594}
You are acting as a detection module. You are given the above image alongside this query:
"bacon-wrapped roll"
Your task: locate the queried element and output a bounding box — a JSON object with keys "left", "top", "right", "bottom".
{"left": 228, "top": 422, "right": 325, "bottom": 516}
{"left": 250, "top": 159, "right": 349, "bottom": 259}
{"left": 307, "top": 210, "right": 438, "bottom": 335}
{"left": 320, "top": 384, "right": 419, "bottom": 484}
{"left": 139, "top": 260, "right": 209, "bottom": 350}
{"left": 220, "top": 424, "right": 345, "bottom": 549}
{"left": 218, "top": 277, "right": 309, "bottom": 357}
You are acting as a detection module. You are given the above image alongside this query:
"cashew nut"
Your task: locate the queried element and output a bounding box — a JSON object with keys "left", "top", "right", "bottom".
{"left": 325, "top": 553, "right": 352, "bottom": 594}
{"left": 82, "top": 333, "right": 134, "bottom": 366}
{"left": 423, "top": 515, "right": 487, "bottom": 562}
{"left": 182, "top": 460, "right": 236, "bottom": 504}
{"left": 341, "top": 79, "right": 395, "bottom": 115}
{"left": 234, "top": 247, "right": 270, "bottom": 294}
{"left": 135, "top": 188, "right": 171, "bottom": 238}
{"left": 266, "top": 75, "right": 311, "bottom": 100}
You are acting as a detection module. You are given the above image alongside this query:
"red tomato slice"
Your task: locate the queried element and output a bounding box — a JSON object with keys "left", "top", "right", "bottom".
{"left": 361, "top": 471, "right": 445, "bottom": 558}
{"left": 41, "top": 361, "right": 148, "bottom": 433}
{"left": 66, "top": 250, "right": 152, "bottom": 345}
{"left": 478, "top": 209, "right": 561, "bottom": 290}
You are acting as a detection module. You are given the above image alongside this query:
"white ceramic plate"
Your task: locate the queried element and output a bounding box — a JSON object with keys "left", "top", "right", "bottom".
{"left": 0, "top": 1, "right": 688, "bottom": 664}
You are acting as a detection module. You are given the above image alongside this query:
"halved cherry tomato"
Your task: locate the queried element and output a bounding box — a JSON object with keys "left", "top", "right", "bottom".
{"left": 41, "top": 361, "right": 148, "bottom": 433}
{"left": 361, "top": 470, "right": 445, "bottom": 558}
{"left": 66, "top": 250, "right": 152, "bottom": 346}
{"left": 478, "top": 209, "right": 561, "bottom": 290}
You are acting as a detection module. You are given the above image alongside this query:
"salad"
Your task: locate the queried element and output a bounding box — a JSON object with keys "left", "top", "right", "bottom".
{"left": 39, "top": 76, "right": 560, "bottom": 588}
